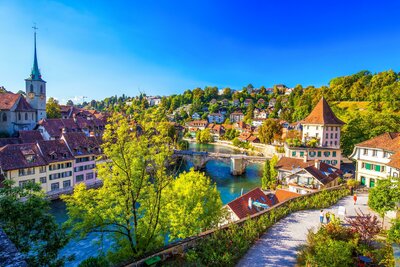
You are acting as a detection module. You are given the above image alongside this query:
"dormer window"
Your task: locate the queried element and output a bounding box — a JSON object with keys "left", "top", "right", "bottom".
{"left": 25, "top": 155, "right": 35, "bottom": 163}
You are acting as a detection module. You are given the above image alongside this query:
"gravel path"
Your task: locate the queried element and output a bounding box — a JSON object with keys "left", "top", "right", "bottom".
{"left": 237, "top": 193, "right": 379, "bottom": 267}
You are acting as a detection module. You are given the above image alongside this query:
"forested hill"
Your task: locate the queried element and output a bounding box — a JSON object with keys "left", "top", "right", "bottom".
{"left": 84, "top": 69, "right": 400, "bottom": 156}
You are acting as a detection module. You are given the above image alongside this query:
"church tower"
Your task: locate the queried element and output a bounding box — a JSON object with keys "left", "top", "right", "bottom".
{"left": 25, "top": 25, "right": 46, "bottom": 122}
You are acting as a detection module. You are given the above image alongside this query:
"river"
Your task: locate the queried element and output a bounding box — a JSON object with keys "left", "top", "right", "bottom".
{"left": 51, "top": 143, "right": 263, "bottom": 266}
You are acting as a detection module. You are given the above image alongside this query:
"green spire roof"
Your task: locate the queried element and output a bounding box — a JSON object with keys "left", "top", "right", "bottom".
{"left": 27, "top": 30, "right": 44, "bottom": 81}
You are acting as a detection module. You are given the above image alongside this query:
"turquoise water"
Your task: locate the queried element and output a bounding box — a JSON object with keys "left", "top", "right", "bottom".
{"left": 52, "top": 143, "right": 262, "bottom": 266}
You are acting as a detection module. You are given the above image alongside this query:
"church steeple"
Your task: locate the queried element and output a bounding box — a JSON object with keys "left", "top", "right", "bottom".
{"left": 28, "top": 24, "right": 44, "bottom": 81}
{"left": 25, "top": 24, "right": 47, "bottom": 122}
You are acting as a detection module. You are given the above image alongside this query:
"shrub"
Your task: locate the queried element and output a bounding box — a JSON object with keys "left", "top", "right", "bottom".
{"left": 346, "top": 179, "right": 360, "bottom": 188}
{"left": 78, "top": 256, "right": 109, "bottom": 267}
{"left": 388, "top": 218, "right": 400, "bottom": 244}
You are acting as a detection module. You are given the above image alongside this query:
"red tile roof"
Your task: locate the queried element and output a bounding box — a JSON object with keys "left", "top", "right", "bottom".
{"left": 275, "top": 157, "right": 314, "bottom": 171}
{"left": 0, "top": 143, "right": 47, "bottom": 171}
{"left": 275, "top": 189, "right": 301, "bottom": 202}
{"left": 0, "top": 93, "right": 20, "bottom": 110}
{"left": 0, "top": 138, "right": 21, "bottom": 147}
{"left": 62, "top": 132, "right": 101, "bottom": 156}
{"left": 356, "top": 132, "right": 400, "bottom": 151}
{"left": 37, "top": 140, "right": 74, "bottom": 163}
{"left": 18, "top": 131, "right": 43, "bottom": 143}
{"left": 302, "top": 97, "right": 344, "bottom": 125}
{"left": 226, "top": 188, "right": 274, "bottom": 219}
{"left": 15, "top": 97, "right": 35, "bottom": 111}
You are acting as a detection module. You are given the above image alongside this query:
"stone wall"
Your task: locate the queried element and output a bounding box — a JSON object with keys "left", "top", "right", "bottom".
{"left": 0, "top": 228, "right": 27, "bottom": 267}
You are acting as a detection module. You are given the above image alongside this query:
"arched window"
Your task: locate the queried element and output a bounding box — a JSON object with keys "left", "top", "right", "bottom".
{"left": 2, "top": 113, "right": 6, "bottom": 122}
{"left": 40, "top": 85, "right": 43, "bottom": 94}
{"left": 25, "top": 113, "right": 28, "bottom": 120}
{"left": 30, "top": 84, "right": 33, "bottom": 93}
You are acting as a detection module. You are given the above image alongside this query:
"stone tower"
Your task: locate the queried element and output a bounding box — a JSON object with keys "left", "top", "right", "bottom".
{"left": 25, "top": 27, "right": 46, "bottom": 122}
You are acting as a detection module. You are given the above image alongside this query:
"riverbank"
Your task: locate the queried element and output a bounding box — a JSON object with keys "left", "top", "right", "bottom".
{"left": 184, "top": 138, "right": 265, "bottom": 156}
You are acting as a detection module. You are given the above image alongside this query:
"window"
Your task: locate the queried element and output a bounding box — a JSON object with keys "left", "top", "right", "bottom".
{"left": 325, "top": 133, "right": 328, "bottom": 139}
{"left": 362, "top": 162, "right": 365, "bottom": 168}
{"left": 335, "top": 133, "right": 338, "bottom": 138}
{"left": 363, "top": 149, "right": 368, "bottom": 155}
{"left": 300, "top": 151, "right": 304, "bottom": 157}
{"left": 292, "top": 151, "right": 296, "bottom": 157}
{"left": 335, "top": 141, "right": 337, "bottom": 146}
{"left": 330, "top": 133, "right": 333, "bottom": 138}
{"left": 316, "top": 126, "right": 319, "bottom": 130}
{"left": 19, "top": 179, "right": 35, "bottom": 188}
{"left": 384, "top": 151, "right": 388, "bottom": 158}
{"left": 365, "top": 163, "right": 371, "bottom": 170}
{"left": 40, "top": 177, "right": 46, "bottom": 183}
{"left": 375, "top": 165, "right": 381, "bottom": 172}
{"left": 86, "top": 172, "right": 94, "bottom": 180}
{"left": 76, "top": 174, "right": 84, "bottom": 182}
{"left": 324, "top": 151, "right": 331, "bottom": 157}
{"left": 333, "top": 151, "right": 336, "bottom": 157}
{"left": 25, "top": 113, "right": 28, "bottom": 120}
{"left": 2, "top": 113, "right": 6, "bottom": 122}
{"left": 63, "top": 180, "right": 71, "bottom": 188}
{"left": 317, "top": 151, "right": 321, "bottom": 157}
{"left": 18, "top": 113, "right": 21, "bottom": 120}
{"left": 51, "top": 182, "right": 59, "bottom": 191}
{"left": 40, "top": 85, "right": 44, "bottom": 94}
{"left": 39, "top": 166, "right": 46, "bottom": 173}
{"left": 372, "top": 150, "right": 378, "bottom": 157}
{"left": 309, "top": 151, "right": 316, "bottom": 157}
{"left": 331, "top": 160, "right": 337, "bottom": 165}
{"left": 381, "top": 166, "right": 385, "bottom": 172}
{"left": 30, "top": 84, "right": 33, "bottom": 92}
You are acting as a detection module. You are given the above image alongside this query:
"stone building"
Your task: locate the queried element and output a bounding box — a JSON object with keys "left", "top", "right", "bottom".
{"left": 0, "top": 30, "right": 46, "bottom": 136}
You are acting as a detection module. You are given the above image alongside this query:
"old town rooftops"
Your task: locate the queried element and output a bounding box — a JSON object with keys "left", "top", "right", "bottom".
{"left": 37, "top": 140, "right": 74, "bottom": 163}
{"left": 0, "top": 143, "right": 47, "bottom": 171}
{"left": 62, "top": 132, "right": 101, "bottom": 156}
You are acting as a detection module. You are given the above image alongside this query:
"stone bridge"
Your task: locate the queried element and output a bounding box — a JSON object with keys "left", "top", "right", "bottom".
{"left": 173, "top": 150, "right": 268, "bottom": 175}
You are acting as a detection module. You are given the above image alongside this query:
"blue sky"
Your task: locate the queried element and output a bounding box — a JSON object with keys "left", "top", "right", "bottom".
{"left": 1, "top": 0, "right": 400, "bottom": 103}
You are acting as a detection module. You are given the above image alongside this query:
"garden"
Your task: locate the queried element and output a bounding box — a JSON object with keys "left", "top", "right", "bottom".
{"left": 164, "top": 186, "right": 350, "bottom": 266}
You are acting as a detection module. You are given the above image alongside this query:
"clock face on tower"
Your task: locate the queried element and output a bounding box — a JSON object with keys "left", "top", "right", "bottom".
{"left": 28, "top": 92, "right": 35, "bottom": 99}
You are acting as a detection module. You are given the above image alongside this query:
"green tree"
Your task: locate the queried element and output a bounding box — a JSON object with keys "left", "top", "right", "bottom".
{"left": 261, "top": 160, "right": 271, "bottom": 190}
{"left": 63, "top": 114, "right": 174, "bottom": 261}
{"left": 66, "top": 99, "right": 74, "bottom": 106}
{"left": 368, "top": 178, "right": 400, "bottom": 226}
{"left": 0, "top": 180, "right": 68, "bottom": 266}
{"left": 163, "top": 170, "right": 224, "bottom": 240}
{"left": 196, "top": 129, "right": 213, "bottom": 144}
{"left": 258, "top": 119, "right": 282, "bottom": 144}
{"left": 46, "top": 97, "right": 61, "bottom": 118}
{"left": 270, "top": 155, "right": 279, "bottom": 180}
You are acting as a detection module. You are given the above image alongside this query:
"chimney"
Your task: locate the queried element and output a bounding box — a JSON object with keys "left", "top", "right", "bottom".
{"left": 248, "top": 197, "right": 253, "bottom": 209}
{"left": 315, "top": 159, "right": 320, "bottom": 170}
{"left": 303, "top": 153, "right": 308, "bottom": 163}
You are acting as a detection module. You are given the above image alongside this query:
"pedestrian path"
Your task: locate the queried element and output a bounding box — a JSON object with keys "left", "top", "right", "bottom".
{"left": 237, "top": 194, "right": 379, "bottom": 267}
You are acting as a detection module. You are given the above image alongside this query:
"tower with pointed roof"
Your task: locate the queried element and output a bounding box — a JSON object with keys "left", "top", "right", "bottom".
{"left": 25, "top": 26, "right": 46, "bottom": 122}
{"left": 284, "top": 97, "right": 345, "bottom": 169}
{"left": 301, "top": 97, "right": 344, "bottom": 148}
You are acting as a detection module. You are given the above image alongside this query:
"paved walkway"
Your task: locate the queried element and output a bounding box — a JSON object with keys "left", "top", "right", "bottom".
{"left": 237, "top": 193, "right": 381, "bottom": 267}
